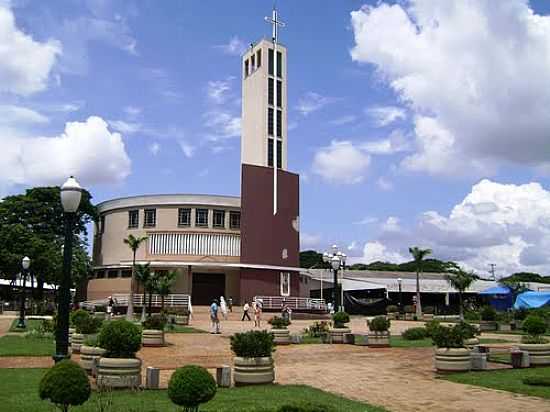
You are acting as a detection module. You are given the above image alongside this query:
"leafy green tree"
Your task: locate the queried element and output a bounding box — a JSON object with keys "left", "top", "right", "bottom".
{"left": 409, "top": 246, "right": 432, "bottom": 319}
{"left": 501, "top": 272, "right": 550, "bottom": 284}
{"left": 299, "top": 250, "right": 330, "bottom": 269}
{"left": 123, "top": 234, "right": 148, "bottom": 320}
{"left": 155, "top": 270, "right": 178, "bottom": 312}
{"left": 134, "top": 263, "right": 152, "bottom": 321}
{"left": 445, "top": 269, "right": 476, "bottom": 320}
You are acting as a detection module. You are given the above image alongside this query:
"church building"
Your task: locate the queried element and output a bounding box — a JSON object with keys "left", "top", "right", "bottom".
{"left": 88, "top": 11, "right": 301, "bottom": 306}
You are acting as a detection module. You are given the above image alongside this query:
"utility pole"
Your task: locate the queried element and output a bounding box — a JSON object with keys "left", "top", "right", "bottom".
{"left": 488, "top": 263, "right": 496, "bottom": 281}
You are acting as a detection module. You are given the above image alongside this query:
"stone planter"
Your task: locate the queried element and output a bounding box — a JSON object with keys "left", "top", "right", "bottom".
{"left": 68, "top": 328, "right": 75, "bottom": 344}
{"left": 175, "top": 314, "right": 189, "bottom": 326}
{"left": 271, "top": 329, "right": 290, "bottom": 345}
{"left": 423, "top": 314, "right": 434, "bottom": 321}
{"left": 329, "top": 327, "right": 351, "bottom": 344}
{"left": 368, "top": 331, "right": 390, "bottom": 347}
{"left": 464, "top": 337, "right": 480, "bottom": 349}
{"left": 518, "top": 343, "right": 550, "bottom": 366}
{"left": 387, "top": 312, "right": 398, "bottom": 320}
{"left": 479, "top": 321, "right": 497, "bottom": 332}
{"left": 97, "top": 357, "right": 142, "bottom": 389}
{"left": 498, "top": 323, "right": 512, "bottom": 332}
{"left": 71, "top": 333, "right": 85, "bottom": 353}
{"left": 434, "top": 348, "right": 471, "bottom": 372}
{"left": 233, "top": 356, "right": 274, "bottom": 386}
{"left": 80, "top": 345, "right": 106, "bottom": 375}
{"left": 142, "top": 329, "right": 165, "bottom": 347}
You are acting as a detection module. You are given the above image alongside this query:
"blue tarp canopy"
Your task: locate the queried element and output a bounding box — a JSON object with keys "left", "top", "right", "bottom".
{"left": 479, "top": 286, "right": 512, "bottom": 295}
{"left": 514, "top": 291, "right": 550, "bottom": 309}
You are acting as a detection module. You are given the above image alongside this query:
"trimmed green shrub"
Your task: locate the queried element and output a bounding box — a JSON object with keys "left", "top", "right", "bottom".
{"left": 424, "top": 319, "right": 441, "bottom": 337}
{"left": 98, "top": 319, "right": 141, "bottom": 358}
{"left": 480, "top": 306, "right": 497, "bottom": 321}
{"left": 464, "top": 310, "right": 480, "bottom": 321}
{"left": 230, "top": 330, "right": 274, "bottom": 358}
{"left": 402, "top": 327, "right": 427, "bottom": 340}
{"left": 403, "top": 305, "right": 414, "bottom": 314}
{"left": 523, "top": 377, "right": 550, "bottom": 387}
{"left": 368, "top": 316, "right": 390, "bottom": 332}
{"left": 268, "top": 316, "right": 291, "bottom": 329}
{"left": 70, "top": 310, "right": 89, "bottom": 331}
{"left": 431, "top": 324, "right": 464, "bottom": 348}
{"left": 513, "top": 308, "right": 528, "bottom": 321}
{"left": 523, "top": 315, "right": 547, "bottom": 337}
{"left": 304, "top": 321, "right": 329, "bottom": 337}
{"left": 142, "top": 314, "right": 167, "bottom": 330}
{"left": 331, "top": 312, "right": 350, "bottom": 328}
{"left": 454, "top": 322, "right": 479, "bottom": 339}
{"left": 39, "top": 360, "right": 91, "bottom": 411}
{"left": 386, "top": 305, "right": 399, "bottom": 313}
{"left": 521, "top": 335, "right": 549, "bottom": 344}
{"left": 168, "top": 365, "right": 217, "bottom": 411}
{"left": 79, "top": 317, "right": 102, "bottom": 335}
{"left": 83, "top": 335, "right": 99, "bottom": 347}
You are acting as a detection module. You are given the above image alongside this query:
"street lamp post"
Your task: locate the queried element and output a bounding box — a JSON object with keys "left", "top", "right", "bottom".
{"left": 54, "top": 176, "right": 82, "bottom": 363}
{"left": 397, "top": 277, "right": 403, "bottom": 316}
{"left": 17, "top": 256, "right": 31, "bottom": 329}
{"left": 322, "top": 246, "right": 346, "bottom": 312}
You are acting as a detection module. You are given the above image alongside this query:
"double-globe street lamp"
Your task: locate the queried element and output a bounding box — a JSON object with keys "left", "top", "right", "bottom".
{"left": 322, "top": 245, "right": 346, "bottom": 312}
{"left": 53, "top": 176, "right": 82, "bottom": 363}
{"left": 16, "top": 256, "right": 31, "bottom": 329}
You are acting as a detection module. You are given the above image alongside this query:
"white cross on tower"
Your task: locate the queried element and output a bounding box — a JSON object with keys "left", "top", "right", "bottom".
{"left": 265, "top": 7, "right": 285, "bottom": 216}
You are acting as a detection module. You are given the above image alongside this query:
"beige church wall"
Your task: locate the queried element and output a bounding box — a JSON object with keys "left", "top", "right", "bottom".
{"left": 87, "top": 278, "right": 131, "bottom": 300}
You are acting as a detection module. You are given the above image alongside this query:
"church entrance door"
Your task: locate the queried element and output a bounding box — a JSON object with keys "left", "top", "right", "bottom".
{"left": 192, "top": 273, "right": 226, "bottom": 305}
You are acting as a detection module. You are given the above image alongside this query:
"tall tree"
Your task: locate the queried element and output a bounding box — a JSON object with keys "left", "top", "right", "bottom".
{"left": 445, "top": 269, "right": 475, "bottom": 321}
{"left": 123, "top": 234, "right": 148, "bottom": 320}
{"left": 155, "top": 270, "right": 177, "bottom": 312}
{"left": 134, "top": 263, "right": 152, "bottom": 321}
{"left": 408, "top": 246, "right": 432, "bottom": 319}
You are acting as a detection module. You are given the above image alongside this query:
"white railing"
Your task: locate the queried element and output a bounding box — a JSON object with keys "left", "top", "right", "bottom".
{"left": 149, "top": 232, "right": 240, "bottom": 257}
{"left": 111, "top": 293, "right": 191, "bottom": 308}
{"left": 253, "top": 296, "right": 327, "bottom": 312}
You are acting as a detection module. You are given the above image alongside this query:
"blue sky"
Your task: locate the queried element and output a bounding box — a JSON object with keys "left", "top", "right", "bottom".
{"left": 3, "top": 0, "right": 550, "bottom": 277}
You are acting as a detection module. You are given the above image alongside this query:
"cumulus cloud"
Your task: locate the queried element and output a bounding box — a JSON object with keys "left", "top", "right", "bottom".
{"left": 0, "top": 116, "right": 131, "bottom": 193}
{"left": 296, "top": 92, "right": 337, "bottom": 116}
{"left": 360, "top": 129, "right": 410, "bottom": 155}
{"left": 312, "top": 140, "right": 370, "bottom": 184}
{"left": 0, "top": 3, "right": 61, "bottom": 95}
{"left": 350, "top": 0, "right": 550, "bottom": 177}
{"left": 365, "top": 105, "right": 406, "bottom": 127}
{"left": 353, "top": 179, "right": 550, "bottom": 275}
{"left": 355, "top": 241, "right": 408, "bottom": 264}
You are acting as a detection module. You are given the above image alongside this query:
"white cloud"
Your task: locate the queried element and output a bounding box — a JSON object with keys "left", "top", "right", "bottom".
{"left": 207, "top": 79, "right": 232, "bottom": 104}
{"left": 0, "top": 3, "right": 61, "bottom": 95}
{"left": 382, "top": 216, "right": 401, "bottom": 232}
{"left": 124, "top": 106, "right": 141, "bottom": 118}
{"left": 377, "top": 176, "right": 393, "bottom": 191}
{"left": 178, "top": 140, "right": 195, "bottom": 158}
{"left": 108, "top": 119, "right": 142, "bottom": 134}
{"left": 365, "top": 106, "right": 406, "bottom": 127}
{"left": 350, "top": 1, "right": 550, "bottom": 176}
{"left": 0, "top": 116, "right": 131, "bottom": 193}
{"left": 329, "top": 115, "right": 357, "bottom": 126}
{"left": 347, "top": 241, "right": 358, "bottom": 251}
{"left": 0, "top": 105, "right": 49, "bottom": 125}
{"left": 301, "top": 233, "right": 322, "bottom": 250}
{"left": 312, "top": 140, "right": 370, "bottom": 184}
{"left": 353, "top": 241, "right": 408, "bottom": 264}
{"left": 354, "top": 216, "right": 378, "bottom": 225}
{"left": 361, "top": 129, "right": 410, "bottom": 155}
{"left": 204, "top": 111, "right": 241, "bottom": 140}
{"left": 148, "top": 142, "right": 160, "bottom": 156}
{"left": 214, "top": 36, "right": 247, "bottom": 56}
{"left": 296, "top": 92, "right": 337, "bottom": 116}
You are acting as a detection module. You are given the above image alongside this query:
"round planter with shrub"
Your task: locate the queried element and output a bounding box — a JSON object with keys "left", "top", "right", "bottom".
{"left": 268, "top": 316, "right": 291, "bottom": 345}
{"left": 518, "top": 315, "right": 550, "bottom": 366}
{"left": 176, "top": 312, "right": 190, "bottom": 326}
{"left": 455, "top": 322, "right": 480, "bottom": 348}
{"left": 97, "top": 319, "right": 142, "bottom": 389}
{"left": 231, "top": 330, "right": 275, "bottom": 385}
{"left": 367, "top": 316, "right": 390, "bottom": 347}
{"left": 168, "top": 365, "right": 217, "bottom": 411}
{"left": 70, "top": 309, "right": 102, "bottom": 354}
{"left": 329, "top": 312, "right": 351, "bottom": 344}
{"left": 432, "top": 324, "right": 471, "bottom": 372}
{"left": 141, "top": 315, "right": 166, "bottom": 347}
{"left": 39, "top": 360, "right": 91, "bottom": 412}
{"left": 403, "top": 305, "right": 415, "bottom": 321}
{"left": 79, "top": 335, "right": 106, "bottom": 375}
{"left": 401, "top": 327, "right": 427, "bottom": 341}
{"left": 479, "top": 306, "right": 497, "bottom": 331}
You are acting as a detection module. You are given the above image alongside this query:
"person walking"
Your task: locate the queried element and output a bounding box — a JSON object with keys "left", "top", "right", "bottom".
{"left": 228, "top": 296, "right": 233, "bottom": 313}
{"left": 107, "top": 296, "right": 114, "bottom": 320}
{"left": 242, "top": 301, "right": 251, "bottom": 321}
{"left": 210, "top": 299, "right": 220, "bottom": 334}
{"left": 254, "top": 299, "right": 262, "bottom": 328}
{"left": 220, "top": 296, "right": 228, "bottom": 320}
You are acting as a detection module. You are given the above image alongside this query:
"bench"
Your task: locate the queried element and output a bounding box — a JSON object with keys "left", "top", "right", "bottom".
{"left": 146, "top": 365, "right": 231, "bottom": 389}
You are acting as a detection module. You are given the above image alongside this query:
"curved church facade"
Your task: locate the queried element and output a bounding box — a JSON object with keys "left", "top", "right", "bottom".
{"left": 89, "top": 32, "right": 301, "bottom": 305}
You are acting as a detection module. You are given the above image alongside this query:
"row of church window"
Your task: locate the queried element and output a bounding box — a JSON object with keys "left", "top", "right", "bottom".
{"left": 243, "top": 48, "right": 282, "bottom": 78}
{"left": 122, "top": 208, "right": 241, "bottom": 230}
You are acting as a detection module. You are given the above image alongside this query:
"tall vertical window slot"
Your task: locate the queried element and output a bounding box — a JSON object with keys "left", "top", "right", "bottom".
{"left": 244, "top": 59, "right": 249, "bottom": 78}
{"left": 268, "top": 78, "right": 274, "bottom": 106}
{"left": 268, "top": 48, "right": 274, "bottom": 76}
{"left": 277, "top": 80, "right": 282, "bottom": 107}
{"left": 128, "top": 210, "right": 139, "bottom": 229}
{"left": 213, "top": 210, "right": 225, "bottom": 228}
{"left": 196, "top": 208, "right": 209, "bottom": 227}
{"left": 277, "top": 51, "right": 282, "bottom": 77}
{"left": 280, "top": 272, "right": 290, "bottom": 296}
{"left": 178, "top": 208, "right": 191, "bottom": 227}
{"left": 256, "top": 49, "right": 261, "bottom": 68}
{"left": 100, "top": 215, "right": 105, "bottom": 234}
{"left": 144, "top": 209, "right": 156, "bottom": 228}
{"left": 277, "top": 109, "right": 282, "bottom": 137}
{"left": 229, "top": 211, "right": 241, "bottom": 229}
{"left": 250, "top": 54, "right": 255, "bottom": 71}
{"left": 268, "top": 139, "right": 282, "bottom": 168}
{"left": 268, "top": 108, "right": 274, "bottom": 136}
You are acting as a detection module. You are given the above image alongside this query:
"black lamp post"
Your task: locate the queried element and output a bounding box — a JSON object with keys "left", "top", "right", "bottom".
{"left": 16, "top": 256, "right": 31, "bottom": 329}
{"left": 397, "top": 277, "right": 403, "bottom": 315}
{"left": 53, "top": 176, "right": 82, "bottom": 363}
{"left": 322, "top": 245, "right": 346, "bottom": 312}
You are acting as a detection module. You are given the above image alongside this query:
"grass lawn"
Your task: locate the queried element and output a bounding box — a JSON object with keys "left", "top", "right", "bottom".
{"left": 0, "top": 335, "right": 54, "bottom": 357}
{"left": 300, "top": 335, "right": 322, "bottom": 344}
{"left": 443, "top": 367, "right": 550, "bottom": 399}
{"left": 0, "top": 368, "right": 387, "bottom": 412}
{"left": 9, "top": 319, "right": 44, "bottom": 333}
{"left": 165, "top": 324, "right": 207, "bottom": 333}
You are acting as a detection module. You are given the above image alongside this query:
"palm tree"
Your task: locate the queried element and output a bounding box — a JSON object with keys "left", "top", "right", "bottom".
{"left": 446, "top": 269, "right": 475, "bottom": 321}
{"left": 155, "top": 270, "right": 177, "bottom": 313}
{"left": 123, "top": 234, "right": 148, "bottom": 320}
{"left": 408, "top": 246, "right": 432, "bottom": 319}
{"left": 134, "top": 263, "right": 152, "bottom": 321}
